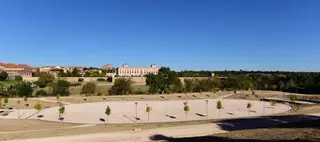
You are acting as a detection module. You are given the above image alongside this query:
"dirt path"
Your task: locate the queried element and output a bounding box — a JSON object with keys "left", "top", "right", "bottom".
{"left": 38, "top": 98, "right": 72, "bottom": 105}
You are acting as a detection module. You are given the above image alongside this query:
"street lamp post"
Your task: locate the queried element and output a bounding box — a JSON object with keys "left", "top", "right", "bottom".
{"left": 206, "top": 100, "right": 209, "bottom": 119}
{"left": 135, "top": 102, "right": 138, "bottom": 123}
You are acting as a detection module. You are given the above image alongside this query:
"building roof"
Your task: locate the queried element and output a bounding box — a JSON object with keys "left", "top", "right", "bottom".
{"left": 0, "top": 62, "right": 32, "bottom": 69}
{"left": 6, "top": 63, "right": 17, "bottom": 68}
{"left": 0, "top": 62, "right": 5, "bottom": 67}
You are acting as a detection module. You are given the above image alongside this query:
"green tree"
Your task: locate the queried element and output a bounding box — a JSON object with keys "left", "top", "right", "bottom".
{"left": 0, "top": 71, "right": 8, "bottom": 81}
{"left": 286, "top": 79, "right": 297, "bottom": 93}
{"left": 216, "top": 100, "right": 222, "bottom": 118}
{"left": 105, "top": 106, "right": 111, "bottom": 124}
{"left": 288, "top": 94, "right": 297, "bottom": 110}
{"left": 82, "top": 82, "right": 96, "bottom": 96}
{"left": 170, "top": 78, "right": 184, "bottom": 93}
{"left": 264, "top": 83, "right": 269, "bottom": 90}
{"left": 4, "top": 97, "right": 8, "bottom": 104}
{"left": 278, "top": 80, "right": 285, "bottom": 91}
{"left": 15, "top": 81, "right": 33, "bottom": 97}
{"left": 183, "top": 103, "right": 190, "bottom": 121}
{"left": 289, "top": 94, "right": 297, "bottom": 102}
{"left": 0, "top": 97, "right": 2, "bottom": 107}
{"left": 52, "top": 80, "right": 71, "bottom": 96}
{"left": 56, "top": 94, "right": 60, "bottom": 102}
{"left": 146, "top": 74, "right": 159, "bottom": 94}
{"left": 58, "top": 105, "right": 65, "bottom": 122}
{"left": 248, "top": 81, "right": 255, "bottom": 90}
{"left": 146, "top": 67, "right": 179, "bottom": 94}
{"left": 35, "top": 73, "right": 55, "bottom": 88}
{"left": 35, "top": 90, "right": 48, "bottom": 97}
{"left": 208, "top": 77, "right": 221, "bottom": 94}
{"left": 78, "top": 78, "right": 84, "bottom": 82}
{"left": 71, "top": 68, "right": 81, "bottom": 77}
{"left": 34, "top": 103, "right": 42, "bottom": 118}
{"left": 24, "top": 96, "right": 28, "bottom": 102}
{"left": 184, "top": 79, "right": 194, "bottom": 93}
{"left": 146, "top": 106, "right": 152, "bottom": 123}
{"left": 247, "top": 102, "right": 252, "bottom": 116}
{"left": 270, "top": 84, "right": 277, "bottom": 91}
{"left": 14, "top": 75, "right": 23, "bottom": 81}
{"left": 270, "top": 100, "right": 277, "bottom": 113}
{"left": 108, "top": 78, "right": 133, "bottom": 95}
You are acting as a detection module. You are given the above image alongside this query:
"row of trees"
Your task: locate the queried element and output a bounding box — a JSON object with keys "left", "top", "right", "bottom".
{"left": 145, "top": 67, "right": 221, "bottom": 94}
{"left": 177, "top": 70, "right": 320, "bottom": 94}
{"left": 57, "top": 68, "right": 82, "bottom": 77}
{"left": 34, "top": 73, "right": 71, "bottom": 96}
{"left": 0, "top": 77, "right": 33, "bottom": 98}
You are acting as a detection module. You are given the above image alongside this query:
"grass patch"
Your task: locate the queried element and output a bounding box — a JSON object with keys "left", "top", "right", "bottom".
{"left": 1, "top": 98, "right": 58, "bottom": 109}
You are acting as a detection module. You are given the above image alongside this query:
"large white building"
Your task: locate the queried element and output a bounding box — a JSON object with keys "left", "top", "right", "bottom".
{"left": 117, "top": 64, "right": 159, "bottom": 77}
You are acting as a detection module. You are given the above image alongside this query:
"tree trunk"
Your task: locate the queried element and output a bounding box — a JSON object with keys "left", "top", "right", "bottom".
{"left": 273, "top": 107, "right": 275, "bottom": 114}
{"left": 148, "top": 112, "right": 150, "bottom": 123}
{"left": 185, "top": 112, "right": 188, "bottom": 121}
{"left": 107, "top": 115, "right": 109, "bottom": 124}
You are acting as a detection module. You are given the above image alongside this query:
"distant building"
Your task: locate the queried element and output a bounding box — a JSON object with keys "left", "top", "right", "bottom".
{"left": 101, "top": 64, "right": 112, "bottom": 70}
{"left": 0, "top": 62, "right": 32, "bottom": 77}
{"left": 39, "top": 66, "right": 84, "bottom": 74}
{"left": 117, "top": 64, "right": 159, "bottom": 77}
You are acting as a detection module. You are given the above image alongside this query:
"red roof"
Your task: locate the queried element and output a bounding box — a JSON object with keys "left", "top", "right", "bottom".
{"left": 6, "top": 63, "right": 17, "bottom": 68}
{"left": 0, "top": 62, "right": 32, "bottom": 69}
{"left": 17, "top": 64, "right": 32, "bottom": 69}
{"left": 0, "top": 62, "right": 5, "bottom": 67}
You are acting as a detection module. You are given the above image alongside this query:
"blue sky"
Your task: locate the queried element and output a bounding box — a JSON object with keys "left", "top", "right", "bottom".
{"left": 0, "top": 0, "right": 319, "bottom": 71}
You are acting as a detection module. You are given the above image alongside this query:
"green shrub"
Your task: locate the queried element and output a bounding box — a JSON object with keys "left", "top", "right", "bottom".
{"left": 107, "top": 77, "right": 113, "bottom": 82}
{"left": 97, "top": 92, "right": 103, "bottom": 96}
{"left": 14, "top": 75, "right": 23, "bottom": 81}
{"left": 108, "top": 78, "right": 133, "bottom": 95}
{"left": 134, "top": 89, "right": 147, "bottom": 95}
{"left": 70, "top": 83, "right": 82, "bottom": 86}
{"left": 78, "top": 78, "right": 84, "bottom": 82}
{"left": 52, "top": 80, "right": 71, "bottom": 96}
{"left": 35, "top": 90, "right": 48, "bottom": 97}
{"left": 4, "top": 97, "right": 8, "bottom": 104}
{"left": 97, "top": 78, "right": 106, "bottom": 82}
{"left": 82, "top": 82, "right": 96, "bottom": 96}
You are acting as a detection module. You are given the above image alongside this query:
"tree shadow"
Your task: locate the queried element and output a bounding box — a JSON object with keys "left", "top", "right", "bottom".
{"left": 165, "top": 114, "right": 177, "bottom": 119}
{"left": 149, "top": 114, "right": 320, "bottom": 142}
{"left": 227, "top": 112, "right": 234, "bottom": 115}
{"left": 216, "top": 114, "right": 320, "bottom": 131}
{"left": 149, "top": 134, "right": 318, "bottom": 142}
{"left": 250, "top": 110, "right": 257, "bottom": 113}
{"left": 160, "top": 96, "right": 167, "bottom": 100}
{"left": 195, "top": 113, "right": 206, "bottom": 117}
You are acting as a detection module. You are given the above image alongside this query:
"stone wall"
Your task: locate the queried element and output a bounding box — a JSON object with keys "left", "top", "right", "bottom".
{"left": 23, "top": 76, "right": 209, "bottom": 85}
{"left": 23, "top": 77, "right": 111, "bottom": 83}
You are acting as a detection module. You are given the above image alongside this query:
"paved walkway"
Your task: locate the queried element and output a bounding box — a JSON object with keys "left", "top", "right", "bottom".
{"left": 38, "top": 98, "right": 72, "bottom": 105}
{"left": 1, "top": 99, "right": 291, "bottom": 124}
